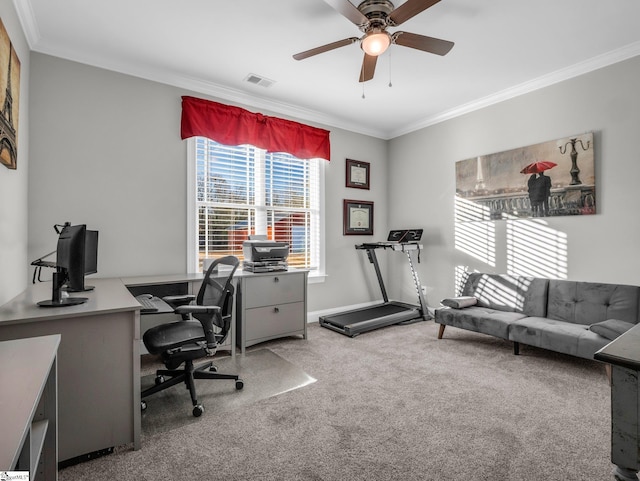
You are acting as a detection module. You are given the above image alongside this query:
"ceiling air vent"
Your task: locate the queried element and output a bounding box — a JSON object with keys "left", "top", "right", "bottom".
{"left": 243, "top": 73, "right": 275, "bottom": 88}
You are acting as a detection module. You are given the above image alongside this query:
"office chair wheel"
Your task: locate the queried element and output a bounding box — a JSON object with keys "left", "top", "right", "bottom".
{"left": 236, "top": 379, "right": 244, "bottom": 390}
{"left": 155, "top": 375, "right": 165, "bottom": 385}
{"left": 209, "top": 365, "right": 217, "bottom": 372}
{"left": 141, "top": 400, "right": 147, "bottom": 411}
{"left": 192, "top": 404, "right": 204, "bottom": 417}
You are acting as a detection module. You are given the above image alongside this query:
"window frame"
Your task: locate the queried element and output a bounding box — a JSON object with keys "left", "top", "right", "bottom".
{"left": 187, "top": 137, "right": 326, "bottom": 282}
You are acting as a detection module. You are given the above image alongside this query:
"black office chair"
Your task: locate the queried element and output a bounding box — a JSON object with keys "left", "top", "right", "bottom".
{"left": 141, "top": 256, "right": 243, "bottom": 417}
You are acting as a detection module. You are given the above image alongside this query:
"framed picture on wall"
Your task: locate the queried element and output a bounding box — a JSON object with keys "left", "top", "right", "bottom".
{"left": 0, "top": 17, "right": 21, "bottom": 170}
{"left": 345, "top": 159, "right": 370, "bottom": 189}
{"left": 343, "top": 199, "right": 374, "bottom": 235}
{"left": 455, "top": 132, "right": 595, "bottom": 221}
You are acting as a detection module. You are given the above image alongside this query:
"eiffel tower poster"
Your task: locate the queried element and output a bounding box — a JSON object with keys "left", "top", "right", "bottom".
{"left": 0, "top": 17, "right": 20, "bottom": 170}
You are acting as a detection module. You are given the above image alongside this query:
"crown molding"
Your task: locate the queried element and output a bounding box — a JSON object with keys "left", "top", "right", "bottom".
{"left": 12, "top": 0, "right": 40, "bottom": 48}
{"left": 30, "top": 37, "right": 640, "bottom": 142}
{"left": 389, "top": 41, "right": 640, "bottom": 139}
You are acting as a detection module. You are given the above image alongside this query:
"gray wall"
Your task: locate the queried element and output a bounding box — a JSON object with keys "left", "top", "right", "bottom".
{"left": 388, "top": 55, "right": 640, "bottom": 307}
{"left": 27, "top": 53, "right": 389, "bottom": 314}
{"left": 0, "top": 2, "right": 30, "bottom": 305}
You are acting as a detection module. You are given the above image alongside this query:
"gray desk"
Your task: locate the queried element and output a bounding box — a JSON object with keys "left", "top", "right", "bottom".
{"left": 0, "top": 335, "right": 59, "bottom": 480}
{"left": 0, "top": 269, "right": 306, "bottom": 465}
{"left": 595, "top": 323, "right": 640, "bottom": 481}
{"left": 0, "top": 279, "right": 141, "bottom": 463}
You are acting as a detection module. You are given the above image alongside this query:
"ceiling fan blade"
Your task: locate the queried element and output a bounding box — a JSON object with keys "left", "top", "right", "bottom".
{"left": 359, "top": 54, "right": 378, "bottom": 83}
{"left": 293, "top": 37, "right": 359, "bottom": 60}
{"left": 392, "top": 31, "right": 454, "bottom": 56}
{"left": 323, "top": 0, "right": 369, "bottom": 28}
{"left": 388, "top": 0, "right": 441, "bottom": 26}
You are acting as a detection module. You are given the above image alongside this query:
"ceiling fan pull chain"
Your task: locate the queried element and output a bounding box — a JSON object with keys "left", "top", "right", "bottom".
{"left": 362, "top": 81, "right": 366, "bottom": 99}
{"left": 388, "top": 51, "right": 393, "bottom": 88}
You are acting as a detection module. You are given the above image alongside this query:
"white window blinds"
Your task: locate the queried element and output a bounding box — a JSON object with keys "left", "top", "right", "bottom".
{"left": 192, "top": 137, "right": 321, "bottom": 272}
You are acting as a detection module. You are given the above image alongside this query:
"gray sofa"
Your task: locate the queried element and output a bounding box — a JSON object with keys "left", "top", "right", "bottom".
{"left": 435, "top": 272, "right": 640, "bottom": 360}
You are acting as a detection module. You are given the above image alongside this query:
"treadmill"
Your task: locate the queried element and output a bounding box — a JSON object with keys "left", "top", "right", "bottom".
{"left": 319, "top": 229, "right": 430, "bottom": 337}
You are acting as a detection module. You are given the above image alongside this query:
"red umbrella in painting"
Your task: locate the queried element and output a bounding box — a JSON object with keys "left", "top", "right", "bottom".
{"left": 520, "top": 161, "right": 557, "bottom": 174}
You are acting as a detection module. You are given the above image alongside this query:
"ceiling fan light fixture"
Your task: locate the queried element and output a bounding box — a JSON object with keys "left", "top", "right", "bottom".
{"left": 361, "top": 31, "right": 391, "bottom": 56}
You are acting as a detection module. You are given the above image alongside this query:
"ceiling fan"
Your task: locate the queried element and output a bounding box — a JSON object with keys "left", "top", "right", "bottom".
{"left": 293, "top": 0, "right": 454, "bottom": 82}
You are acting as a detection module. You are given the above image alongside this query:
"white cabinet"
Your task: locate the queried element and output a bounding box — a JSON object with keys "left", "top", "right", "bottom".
{"left": 236, "top": 270, "right": 308, "bottom": 353}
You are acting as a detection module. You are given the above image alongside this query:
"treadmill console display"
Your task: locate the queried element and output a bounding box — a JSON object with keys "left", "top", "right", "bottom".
{"left": 387, "top": 229, "right": 423, "bottom": 243}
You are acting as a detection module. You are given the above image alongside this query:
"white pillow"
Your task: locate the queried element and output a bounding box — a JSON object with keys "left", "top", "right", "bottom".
{"left": 440, "top": 296, "right": 478, "bottom": 309}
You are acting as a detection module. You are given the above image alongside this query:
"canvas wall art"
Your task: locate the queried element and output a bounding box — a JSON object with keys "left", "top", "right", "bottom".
{"left": 455, "top": 132, "right": 595, "bottom": 222}
{"left": 0, "top": 17, "right": 20, "bottom": 170}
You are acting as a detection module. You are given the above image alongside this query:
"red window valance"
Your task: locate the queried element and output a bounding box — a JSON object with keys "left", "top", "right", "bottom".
{"left": 180, "top": 96, "right": 330, "bottom": 161}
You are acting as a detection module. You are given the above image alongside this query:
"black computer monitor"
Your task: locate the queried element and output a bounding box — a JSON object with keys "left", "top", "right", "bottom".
{"left": 84, "top": 229, "right": 99, "bottom": 276}
{"left": 37, "top": 223, "right": 99, "bottom": 307}
{"left": 64, "top": 228, "right": 99, "bottom": 292}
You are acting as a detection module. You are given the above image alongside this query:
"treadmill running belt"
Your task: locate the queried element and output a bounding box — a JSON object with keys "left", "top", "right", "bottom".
{"left": 324, "top": 303, "right": 412, "bottom": 326}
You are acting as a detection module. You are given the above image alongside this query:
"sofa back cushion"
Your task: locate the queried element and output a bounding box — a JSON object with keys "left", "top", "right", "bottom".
{"left": 547, "top": 280, "right": 640, "bottom": 325}
{"left": 460, "top": 273, "right": 548, "bottom": 317}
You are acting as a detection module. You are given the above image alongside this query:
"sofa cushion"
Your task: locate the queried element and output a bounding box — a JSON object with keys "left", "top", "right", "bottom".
{"left": 435, "top": 306, "right": 527, "bottom": 340}
{"left": 576, "top": 329, "right": 616, "bottom": 360}
{"left": 547, "top": 280, "right": 640, "bottom": 326}
{"left": 589, "top": 319, "right": 635, "bottom": 340}
{"left": 509, "top": 317, "right": 615, "bottom": 359}
{"left": 509, "top": 317, "right": 589, "bottom": 357}
{"left": 440, "top": 296, "right": 477, "bottom": 309}
{"left": 460, "top": 273, "right": 549, "bottom": 318}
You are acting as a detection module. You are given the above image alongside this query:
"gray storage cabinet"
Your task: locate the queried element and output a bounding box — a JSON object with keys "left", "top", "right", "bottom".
{"left": 236, "top": 269, "right": 308, "bottom": 353}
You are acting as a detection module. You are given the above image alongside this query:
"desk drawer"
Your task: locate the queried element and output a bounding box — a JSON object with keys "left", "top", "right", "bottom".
{"left": 244, "top": 302, "right": 305, "bottom": 341}
{"left": 244, "top": 274, "right": 304, "bottom": 308}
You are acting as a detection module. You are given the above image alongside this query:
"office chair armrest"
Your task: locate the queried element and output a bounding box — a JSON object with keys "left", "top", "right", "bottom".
{"left": 174, "top": 305, "right": 221, "bottom": 316}
{"left": 162, "top": 294, "right": 196, "bottom": 308}
{"left": 174, "top": 305, "right": 222, "bottom": 349}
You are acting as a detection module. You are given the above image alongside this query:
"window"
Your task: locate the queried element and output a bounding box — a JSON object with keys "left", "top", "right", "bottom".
{"left": 188, "top": 137, "right": 324, "bottom": 276}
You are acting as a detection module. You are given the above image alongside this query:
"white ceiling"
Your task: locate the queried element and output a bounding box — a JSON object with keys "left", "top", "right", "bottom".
{"left": 15, "top": 0, "right": 640, "bottom": 139}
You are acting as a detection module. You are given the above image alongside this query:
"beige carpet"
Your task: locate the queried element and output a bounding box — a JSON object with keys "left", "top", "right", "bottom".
{"left": 60, "top": 320, "right": 614, "bottom": 481}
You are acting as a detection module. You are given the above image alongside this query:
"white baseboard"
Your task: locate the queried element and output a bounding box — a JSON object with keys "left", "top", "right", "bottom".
{"left": 306, "top": 301, "right": 381, "bottom": 324}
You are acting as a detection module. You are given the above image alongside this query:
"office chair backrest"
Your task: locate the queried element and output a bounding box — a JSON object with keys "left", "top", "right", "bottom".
{"left": 195, "top": 256, "right": 239, "bottom": 334}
